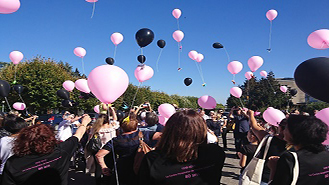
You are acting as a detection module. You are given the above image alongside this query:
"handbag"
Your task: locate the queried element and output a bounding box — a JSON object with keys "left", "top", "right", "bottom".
{"left": 239, "top": 134, "right": 273, "bottom": 185}
{"left": 86, "top": 133, "right": 102, "bottom": 154}
{"left": 133, "top": 131, "right": 154, "bottom": 174}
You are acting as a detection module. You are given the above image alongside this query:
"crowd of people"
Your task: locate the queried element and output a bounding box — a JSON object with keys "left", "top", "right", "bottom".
{"left": 0, "top": 103, "right": 327, "bottom": 185}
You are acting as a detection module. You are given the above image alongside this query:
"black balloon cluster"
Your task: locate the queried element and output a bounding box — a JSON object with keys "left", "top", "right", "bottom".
{"left": 57, "top": 89, "right": 78, "bottom": 107}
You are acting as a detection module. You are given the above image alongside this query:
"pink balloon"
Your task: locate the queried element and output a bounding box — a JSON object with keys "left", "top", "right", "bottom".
{"left": 75, "top": 79, "right": 91, "bottom": 93}
{"left": 172, "top": 9, "right": 181, "bottom": 19}
{"left": 196, "top": 53, "right": 204, "bottom": 63}
{"left": 110, "top": 32, "right": 124, "bottom": 46}
{"left": 260, "top": 70, "right": 268, "bottom": 77}
{"left": 248, "top": 56, "right": 264, "bottom": 72}
{"left": 74, "top": 47, "right": 86, "bottom": 58}
{"left": 254, "top": 111, "right": 261, "bottom": 116}
{"left": 245, "top": 71, "right": 253, "bottom": 80}
{"left": 158, "top": 115, "right": 168, "bottom": 126}
{"left": 307, "top": 29, "right": 329, "bottom": 50}
{"left": 134, "top": 65, "right": 154, "bottom": 83}
{"left": 227, "top": 61, "right": 243, "bottom": 75}
{"left": 280, "top": 86, "right": 288, "bottom": 93}
{"left": 188, "top": 50, "right": 198, "bottom": 61}
{"left": 86, "top": 0, "right": 98, "bottom": 2}
{"left": 266, "top": 9, "right": 278, "bottom": 21}
{"left": 315, "top": 108, "right": 329, "bottom": 145}
{"left": 0, "top": 0, "right": 20, "bottom": 14}
{"left": 9, "top": 51, "right": 23, "bottom": 65}
{"left": 158, "top": 103, "right": 176, "bottom": 118}
{"left": 198, "top": 95, "right": 217, "bottom": 109}
{"left": 230, "top": 87, "right": 242, "bottom": 98}
{"left": 13, "top": 102, "right": 26, "bottom": 110}
{"left": 62, "top": 80, "right": 75, "bottom": 92}
{"left": 94, "top": 105, "right": 100, "bottom": 114}
{"left": 173, "top": 30, "right": 184, "bottom": 42}
{"left": 88, "top": 65, "right": 129, "bottom": 104}
{"left": 263, "top": 107, "right": 285, "bottom": 126}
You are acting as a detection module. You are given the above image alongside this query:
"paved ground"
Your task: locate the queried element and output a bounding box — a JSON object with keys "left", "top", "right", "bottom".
{"left": 68, "top": 132, "right": 241, "bottom": 185}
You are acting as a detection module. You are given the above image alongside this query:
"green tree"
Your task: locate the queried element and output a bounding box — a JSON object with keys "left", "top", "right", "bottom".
{"left": 0, "top": 57, "right": 98, "bottom": 113}
{"left": 226, "top": 71, "right": 291, "bottom": 111}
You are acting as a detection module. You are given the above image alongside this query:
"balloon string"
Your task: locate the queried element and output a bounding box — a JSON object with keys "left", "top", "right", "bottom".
{"left": 198, "top": 63, "right": 205, "bottom": 84}
{"left": 156, "top": 49, "right": 163, "bottom": 72}
{"left": 114, "top": 45, "right": 117, "bottom": 60}
{"left": 5, "top": 97, "right": 11, "bottom": 111}
{"left": 18, "top": 94, "right": 25, "bottom": 104}
{"left": 176, "top": 19, "right": 180, "bottom": 30}
{"left": 320, "top": 41, "right": 326, "bottom": 49}
{"left": 177, "top": 43, "right": 181, "bottom": 69}
{"left": 194, "top": 61, "right": 205, "bottom": 84}
{"left": 81, "top": 58, "right": 85, "bottom": 77}
{"left": 238, "top": 98, "right": 245, "bottom": 108}
{"left": 224, "top": 48, "right": 231, "bottom": 62}
{"left": 91, "top": 1, "right": 96, "bottom": 18}
{"left": 130, "top": 82, "right": 142, "bottom": 110}
{"left": 141, "top": 48, "right": 143, "bottom": 56}
{"left": 14, "top": 65, "right": 17, "bottom": 83}
{"left": 233, "top": 74, "right": 235, "bottom": 83}
{"left": 268, "top": 21, "right": 273, "bottom": 52}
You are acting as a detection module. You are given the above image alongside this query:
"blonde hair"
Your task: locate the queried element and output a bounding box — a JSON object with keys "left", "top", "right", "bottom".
{"left": 92, "top": 114, "right": 109, "bottom": 135}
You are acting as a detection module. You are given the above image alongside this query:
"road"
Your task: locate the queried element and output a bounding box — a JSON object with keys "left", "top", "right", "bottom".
{"left": 68, "top": 132, "right": 241, "bottom": 185}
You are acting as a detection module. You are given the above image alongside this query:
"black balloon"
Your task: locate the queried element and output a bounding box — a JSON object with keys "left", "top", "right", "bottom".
{"left": 13, "top": 84, "right": 24, "bottom": 94}
{"left": 213, "top": 42, "right": 224, "bottom": 49}
{"left": 57, "top": 89, "right": 70, "bottom": 100}
{"left": 157, "top": 40, "right": 166, "bottom": 48}
{"left": 184, "top": 78, "right": 192, "bottom": 86}
{"left": 62, "top": 100, "right": 78, "bottom": 107}
{"left": 290, "top": 89, "right": 297, "bottom": 96}
{"left": 0, "top": 80, "right": 11, "bottom": 97}
{"left": 105, "top": 57, "right": 114, "bottom": 65}
{"left": 117, "top": 110, "right": 125, "bottom": 121}
{"left": 294, "top": 57, "right": 329, "bottom": 103}
{"left": 137, "top": 55, "right": 146, "bottom": 64}
{"left": 135, "top": 28, "right": 155, "bottom": 48}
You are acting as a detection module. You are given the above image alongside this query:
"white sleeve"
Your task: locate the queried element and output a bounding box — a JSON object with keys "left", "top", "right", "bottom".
{"left": 207, "top": 131, "right": 218, "bottom": 144}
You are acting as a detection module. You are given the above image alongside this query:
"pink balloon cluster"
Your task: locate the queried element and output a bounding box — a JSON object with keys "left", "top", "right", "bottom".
{"left": 74, "top": 47, "right": 86, "bottom": 58}
{"left": 280, "top": 86, "right": 288, "bottom": 93}
{"left": 315, "top": 108, "right": 329, "bottom": 145}
{"left": 307, "top": 29, "right": 329, "bottom": 50}
{"left": 110, "top": 32, "right": 124, "bottom": 46}
{"left": 227, "top": 61, "right": 243, "bottom": 75}
{"left": 134, "top": 65, "right": 154, "bottom": 83}
{"left": 188, "top": 50, "right": 204, "bottom": 62}
{"left": 172, "top": 9, "right": 181, "bottom": 19}
{"left": 230, "top": 87, "right": 242, "bottom": 98}
{"left": 245, "top": 71, "right": 253, "bottom": 80}
{"left": 248, "top": 56, "right": 264, "bottom": 72}
{"left": 0, "top": 0, "right": 20, "bottom": 14}
{"left": 87, "top": 65, "right": 129, "bottom": 104}
{"left": 63, "top": 81, "right": 75, "bottom": 92}
{"left": 9, "top": 51, "right": 23, "bottom": 65}
{"left": 158, "top": 103, "right": 176, "bottom": 125}
{"left": 173, "top": 30, "right": 184, "bottom": 42}
{"left": 266, "top": 9, "right": 278, "bottom": 21}
{"left": 13, "top": 102, "right": 26, "bottom": 110}
{"left": 75, "top": 79, "right": 91, "bottom": 93}
{"left": 198, "top": 95, "right": 217, "bottom": 109}
{"left": 263, "top": 107, "right": 285, "bottom": 126}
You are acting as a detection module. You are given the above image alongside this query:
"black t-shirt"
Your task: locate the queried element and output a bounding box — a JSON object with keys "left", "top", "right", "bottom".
{"left": 138, "top": 144, "right": 226, "bottom": 185}
{"left": 258, "top": 136, "right": 287, "bottom": 182}
{"left": 271, "top": 149, "right": 329, "bottom": 185}
{"left": 206, "top": 119, "right": 221, "bottom": 136}
{"left": 102, "top": 130, "right": 155, "bottom": 185}
{"left": 1, "top": 136, "right": 78, "bottom": 185}
{"left": 240, "top": 144, "right": 258, "bottom": 173}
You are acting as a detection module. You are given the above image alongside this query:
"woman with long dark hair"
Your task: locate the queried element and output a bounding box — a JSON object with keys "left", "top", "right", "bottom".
{"left": 1, "top": 115, "right": 91, "bottom": 185}
{"left": 268, "top": 115, "right": 329, "bottom": 185}
{"left": 139, "top": 110, "right": 226, "bottom": 185}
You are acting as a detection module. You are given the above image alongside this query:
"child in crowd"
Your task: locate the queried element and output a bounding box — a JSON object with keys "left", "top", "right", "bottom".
{"left": 238, "top": 129, "right": 259, "bottom": 173}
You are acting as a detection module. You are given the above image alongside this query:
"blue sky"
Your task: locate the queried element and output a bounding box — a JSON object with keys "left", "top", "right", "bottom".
{"left": 1, "top": 0, "right": 328, "bottom": 104}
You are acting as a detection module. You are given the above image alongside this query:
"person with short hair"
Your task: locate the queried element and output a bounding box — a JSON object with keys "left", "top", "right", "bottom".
{"left": 57, "top": 112, "right": 82, "bottom": 141}
{"left": 268, "top": 115, "right": 329, "bottom": 185}
{"left": 95, "top": 115, "right": 161, "bottom": 185}
{"left": 139, "top": 110, "right": 226, "bottom": 185}
{"left": 139, "top": 112, "right": 164, "bottom": 132}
